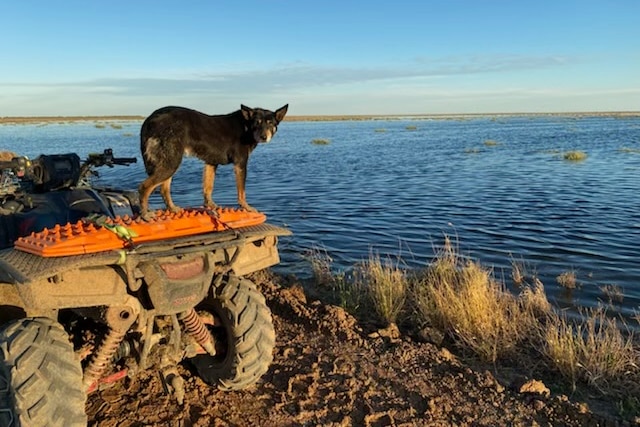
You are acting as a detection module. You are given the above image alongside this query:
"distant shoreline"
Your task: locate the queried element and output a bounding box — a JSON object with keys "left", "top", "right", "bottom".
{"left": 1, "top": 111, "right": 639, "bottom": 125}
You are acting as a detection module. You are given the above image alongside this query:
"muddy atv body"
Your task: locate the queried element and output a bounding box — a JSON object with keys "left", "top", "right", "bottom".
{"left": 0, "top": 149, "right": 290, "bottom": 426}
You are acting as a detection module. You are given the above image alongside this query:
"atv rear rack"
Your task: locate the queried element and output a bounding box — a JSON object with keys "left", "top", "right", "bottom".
{"left": 14, "top": 207, "right": 267, "bottom": 257}
{"left": 0, "top": 222, "right": 291, "bottom": 285}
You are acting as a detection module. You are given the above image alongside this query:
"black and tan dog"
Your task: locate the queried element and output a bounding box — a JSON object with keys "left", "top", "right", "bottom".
{"left": 138, "top": 104, "right": 288, "bottom": 219}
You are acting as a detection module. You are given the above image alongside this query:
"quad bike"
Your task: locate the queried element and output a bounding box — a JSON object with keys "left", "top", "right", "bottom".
{"left": 0, "top": 149, "right": 290, "bottom": 426}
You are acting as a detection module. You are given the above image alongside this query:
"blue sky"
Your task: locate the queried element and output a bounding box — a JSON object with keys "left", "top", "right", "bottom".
{"left": 1, "top": 1, "right": 638, "bottom": 116}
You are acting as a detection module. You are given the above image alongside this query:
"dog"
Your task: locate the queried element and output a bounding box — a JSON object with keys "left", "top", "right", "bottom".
{"left": 138, "top": 104, "right": 288, "bottom": 219}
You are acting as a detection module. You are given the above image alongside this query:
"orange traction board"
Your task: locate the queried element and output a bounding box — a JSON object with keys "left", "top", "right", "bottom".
{"left": 14, "top": 207, "right": 266, "bottom": 257}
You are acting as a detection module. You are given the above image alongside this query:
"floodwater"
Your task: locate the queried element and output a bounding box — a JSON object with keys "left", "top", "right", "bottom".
{"left": 1, "top": 115, "right": 639, "bottom": 319}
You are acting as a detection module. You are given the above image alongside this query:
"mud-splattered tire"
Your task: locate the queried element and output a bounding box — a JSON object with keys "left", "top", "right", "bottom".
{"left": 191, "top": 276, "right": 276, "bottom": 391}
{"left": 0, "top": 317, "right": 86, "bottom": 427}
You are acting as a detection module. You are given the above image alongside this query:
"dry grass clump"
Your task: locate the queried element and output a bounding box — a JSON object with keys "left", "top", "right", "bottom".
{"left": 563, "top": 150, "right": 587, "bottom": 161}
{"left": 311, "top": 138, "right": 330, "bottom": 145}
{"left": 412, "top": 238, "right": 541, "bottom": 362}
{"left": 355, "top": 253, "right": 407, "bottom": 326}
{"left": 306, "top": 238, "right": 640, "bottom": 407}
{"left": 405, "top": 125, "right": 417, "bottom": 130}
{"left": 305, "top": 247, "right": 362, "bottom": 313}
{"left": 484, "top": 139, "right": 499, "bottom": 146}
{"left": 510, "top": 257, "right": 532, "bottom": 285}
{"left": 600, "top": 284, "right": 624, "bottom": 304}
{"left": 556, "top": 269, "right": 578, "bottom": 289}
{"left": 540, "top": 308, "right": 638, "bottom": 394}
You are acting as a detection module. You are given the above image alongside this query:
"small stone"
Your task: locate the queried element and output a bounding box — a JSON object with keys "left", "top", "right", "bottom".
{"left": 417, "top": 326, "right": 445, "bottom": 346}
{"left": 519, "top": 379, "right": 550, "bottom": 397}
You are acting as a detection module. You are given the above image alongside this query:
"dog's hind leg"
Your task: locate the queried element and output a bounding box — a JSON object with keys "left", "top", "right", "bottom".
{"left": 160, "top": 177, "right": 181, "bottom": 213}
{"left": 138, "top": 176, "right": 163, "bottom": 220}
{"left": 202, "top": 164, "right": 217, "bottom": 209}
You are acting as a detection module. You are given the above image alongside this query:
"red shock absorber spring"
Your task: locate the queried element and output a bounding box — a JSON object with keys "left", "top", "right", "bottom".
{"left": 83, "top": 328, "right": 126, "bottom": 391}
{"left": 180, "top": 308, "right": 216, "bottom": 355}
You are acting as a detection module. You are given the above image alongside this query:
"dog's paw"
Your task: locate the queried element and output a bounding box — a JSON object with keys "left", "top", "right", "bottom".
{"left": 168, "top": 205, "right": 182, "bottom": 214}
{"left": 239, "top": 204, "right": 258, "bottom": 213}
{"left": 204, "top": 200, "right": 218, "bottom": 210}
{"left": 139, "top": 211, "right": 156, "bottom": 222}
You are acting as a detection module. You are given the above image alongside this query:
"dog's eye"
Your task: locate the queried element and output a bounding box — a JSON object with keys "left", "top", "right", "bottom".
{"left": 256, "top": 119, "right": 262, "bottom": 125}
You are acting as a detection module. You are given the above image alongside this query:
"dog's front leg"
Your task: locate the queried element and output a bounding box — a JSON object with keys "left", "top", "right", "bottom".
{"left": 234, "top": 162, "right": 257, "bottom": 212}
{"left": 203, "top": 164, "right": 217, "bottom": 209}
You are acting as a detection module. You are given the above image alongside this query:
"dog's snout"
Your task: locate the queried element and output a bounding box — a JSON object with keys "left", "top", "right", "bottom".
{"left": 257, "top": 128, "right": 273, "bottom": 142}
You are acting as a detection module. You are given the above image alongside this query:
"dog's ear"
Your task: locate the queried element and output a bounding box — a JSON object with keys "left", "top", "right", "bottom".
{"left": 241, "top": 104, "right": 254, "bottom": 121}
{"left": 275, "top": 104, "right": 289, "bottom": 123}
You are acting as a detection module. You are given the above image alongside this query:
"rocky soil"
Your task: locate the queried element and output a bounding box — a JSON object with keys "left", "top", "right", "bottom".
{"left": 86, "top": 272, "right": 631, "bottom": 427}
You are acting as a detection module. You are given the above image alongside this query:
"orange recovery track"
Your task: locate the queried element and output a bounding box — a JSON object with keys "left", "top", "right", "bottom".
{"left": 14, "top": 207, "right": 266, "bottom": 257}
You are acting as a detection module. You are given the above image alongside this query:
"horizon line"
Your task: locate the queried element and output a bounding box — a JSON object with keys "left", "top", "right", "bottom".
{"left": 1, "top": 110, "right": 640, "bottom": 124}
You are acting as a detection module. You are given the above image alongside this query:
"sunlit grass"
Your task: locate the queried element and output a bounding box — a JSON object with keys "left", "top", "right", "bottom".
{"left": 412, "top": 237, "right": 539, "bottom": 362}
{"left": 305, "top": 237, "right": 640, "bottom": 407}
{"left": 541, "top": 308, "right": 637, "bottom": 393}
{"left": 355, "top": 253, "right": 407, "bottom": 326}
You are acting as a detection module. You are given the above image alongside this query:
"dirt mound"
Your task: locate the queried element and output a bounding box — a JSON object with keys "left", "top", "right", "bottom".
{"left": 87, "top": 272, "right": 619, "bottom": 426}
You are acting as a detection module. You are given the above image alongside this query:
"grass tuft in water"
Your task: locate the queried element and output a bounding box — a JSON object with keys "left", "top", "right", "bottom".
{"left": 600, "top": 284, "right": 624, "bottom": 303}
{"left": 563, "top": 150, "right": 587, "bottom": 161}
{"left": 556, "top": 270, "right": 578, "bottom": 289}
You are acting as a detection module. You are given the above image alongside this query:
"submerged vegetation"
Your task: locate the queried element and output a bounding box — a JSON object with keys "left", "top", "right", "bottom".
{"left": 311, "top": 138, "right": 330, "bottom": 145}
{"left": 618, "top": 147, "right": 640, "bottom": 154}
{"left": 305, "top": 238, "right": 640, "bottom": 415}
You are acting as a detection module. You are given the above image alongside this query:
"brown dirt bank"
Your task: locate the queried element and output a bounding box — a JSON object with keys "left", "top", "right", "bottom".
{"left": 86, "top": 271, "right": 634, "bottom": 427}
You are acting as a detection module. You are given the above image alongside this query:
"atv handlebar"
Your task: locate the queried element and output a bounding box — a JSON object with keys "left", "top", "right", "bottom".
{"left": 0, "top": 157, "right": 31, "bottom": 176}
{"left": 86, "top": 149, "right": 137, "bottom": 168}
{"left": 0, "top": 148, "right": 138, "bottom": 193}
